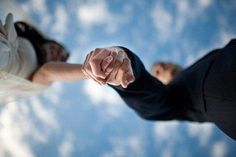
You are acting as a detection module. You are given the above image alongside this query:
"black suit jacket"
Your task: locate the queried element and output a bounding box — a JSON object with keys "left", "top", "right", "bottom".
{"left": 110, "top": 39, "right": 236, "bottom": 140}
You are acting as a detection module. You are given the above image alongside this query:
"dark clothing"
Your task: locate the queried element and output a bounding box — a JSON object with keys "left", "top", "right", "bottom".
{"left": 110, "top": 39, "right": 236, "bottom": 140}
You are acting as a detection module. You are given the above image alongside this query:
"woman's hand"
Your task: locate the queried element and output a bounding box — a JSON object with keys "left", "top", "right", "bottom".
{"left": 0, "top": 24, "right": 7, "bottom": 39}
{"left": 82, "top": 47, "right": 135, "bottom": 88}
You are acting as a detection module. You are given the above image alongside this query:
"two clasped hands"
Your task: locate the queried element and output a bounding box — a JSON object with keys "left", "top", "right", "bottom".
{"left": 82, "top": 47, "right": 135, "bottom": 88}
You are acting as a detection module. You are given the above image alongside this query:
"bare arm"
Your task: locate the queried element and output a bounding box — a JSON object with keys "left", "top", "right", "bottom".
{"left": 31, "top": 62, "right": 87, "bottom": 86}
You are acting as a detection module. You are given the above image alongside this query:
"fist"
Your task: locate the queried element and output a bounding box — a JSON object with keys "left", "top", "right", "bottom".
{"left": 82, "top": 47, "right": 135, "bottom": 88}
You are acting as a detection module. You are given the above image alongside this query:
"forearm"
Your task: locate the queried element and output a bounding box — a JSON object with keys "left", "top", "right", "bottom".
{"left": 31, "top": 62, "right": 87, "bottom": 85}
{"left": 109, "top": 47, "right": 175, "bottom": 120}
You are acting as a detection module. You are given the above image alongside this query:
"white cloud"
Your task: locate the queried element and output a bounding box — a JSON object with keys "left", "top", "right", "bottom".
{"left": 103, "top": 136, "right": 144, "bottom": 157}
{"left": 83, "top": 80, "right": 123, "bottom": 117}
{"left": 161, "top": 149, "right": 172, "bottom": 157}
{"left": 76, "top": 0, "right": 120, "bottom": 33}
{"left": 51, "top": 4, "right": 68, "bottom": 39}
{"left": 151, "top": 2, "right": 173, "bottom": 41}
{"left": 0, "top": 94, "right": 60, "bottom": 157}
{"left": 187, "top": 123, "right": 214, "bottom": 146}
{"left": 59, "top": 132, "right": 75, "bottom": 157}
{"left": 153, "top": 121, "right": 180, "bottom": 141}
{"left": 77, "top": 1, "right": 108, "bottom": 27}
{"left": 42, "top": 82, "right": 64, "bottom": 105}
{"left": 0, "top": 2, "right": 63, "bottom": 156}
{"left": 20, "top": 0, "right": 51, "bottom": 29}
{"left": 216, "top": 16, "right": 236, "bottom": 47}
{"left": 198, "top": 0, "right": 212, "bottom": 8}
{"left": 151, "top": 0, "right": 213, "bottom": 42}
{"left": 0, "top": 0, "right": 30, "bottom": 21}
{"left": 0, "top": 101, "right": 35, "bottom": 157}
{"left": 211, "top": 141, "right": 228, "bottom": 157}
{"left": 153, "top": 121, "right": 190, "bottom": 157}
{"left": 30, "top": 96, "right": 59, "bottom": 130}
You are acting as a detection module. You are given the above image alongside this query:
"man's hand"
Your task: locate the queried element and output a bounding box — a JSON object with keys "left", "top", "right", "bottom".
{"left": 82, "top": 47, "right": 135, "bottom": 88}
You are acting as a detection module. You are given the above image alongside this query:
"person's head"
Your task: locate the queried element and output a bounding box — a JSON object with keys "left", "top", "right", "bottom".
{"left": 14, "top": 21, "right": 70, "bottom": 66}
{"left": 39, "top": 40, "right": 70, "bottom": 64}
{"left": 151, "top": 62, "right": 182, "bottom": 84}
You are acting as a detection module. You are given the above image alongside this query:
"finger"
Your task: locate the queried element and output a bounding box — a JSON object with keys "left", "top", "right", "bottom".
{"left": 101, "top": 55, "right": 113, "bottom": 72}
{"left": 82, "top": 52, "right": 104, "bottom": 84}
{"left": 4, "top": 13, "right": 13, "bottom": 31}
{"left": 104, "top": 51, "right": 119, "bottom": 75}
{"left": 120, "top": 59, "right": 130, "bottom": 88}
{"left": 105, "top": 55, "right": 126, "bottom": 85}
{"left": 121, "top": 58, "right": 135, "bottom": 88}
{"left": 82, "top": 52, "right": 92, "bottom": 75}
{"left": 83, "top": 51, "right": 92, "bottom": 66}
{"left": 89, "top": 49, "right": 110, "bottom": 79}
{"left": 83, "top": 63, "right": 105, "bottom": 85}
{"left": 105, "top": 64, "right": 121, "bottom": 86}
{"left": 0, "top": 22, "right": 7, "bottom": 38}
{"left": 83, "top": 51, "right": 108, "bottom": 84}
{"left": 81, "top": 54, "right": 90, "bottom": 79}
{"left": 4, "top": 13, "right": 17, "bottom": 42}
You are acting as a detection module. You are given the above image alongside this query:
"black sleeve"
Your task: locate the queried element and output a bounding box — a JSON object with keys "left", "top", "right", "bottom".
{"left": 109, "top": 47, "right": 180, "bottom": 121}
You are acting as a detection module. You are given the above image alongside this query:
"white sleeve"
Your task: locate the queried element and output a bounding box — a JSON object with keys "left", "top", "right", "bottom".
{"left": 0, "top": 13, "right": 19, "bottom": 73}
{"left": 0, "top": 71, "right": 47, "bottom": 104}
{"left": 0, "top": 13, "right": 47, "bottom": 103}
{"left": 0, "top": 36, "right": 11, "bottom": 71}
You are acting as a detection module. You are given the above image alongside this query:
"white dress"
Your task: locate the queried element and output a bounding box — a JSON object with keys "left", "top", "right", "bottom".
{"left": 0, "top": 13, "right": 46, "bottom": 103}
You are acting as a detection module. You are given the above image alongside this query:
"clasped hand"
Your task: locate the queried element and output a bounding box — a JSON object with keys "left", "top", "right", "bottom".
{"left": 82, "top": 47, "right": 135, "bottom": 88}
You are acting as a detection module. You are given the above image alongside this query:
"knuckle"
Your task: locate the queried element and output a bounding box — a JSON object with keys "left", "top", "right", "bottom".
{"left": 87, "top": 51, "right": 93, "bottom": 57}
{"left": 126, "top": 58, "right": 131, "bottom": 64}
{"left": 95, "top": 48, "right": 101, "bottom": 52}
{"left": 120, "top": 66, "right": 126, "bottom": 73}
{"left": 84, "top": 65, "right": 91, "bottom": 72}
{"left": 111, "top": 51, "right": 118, "bottom": 56}
{"left": 91, "top": 58, "right": 100, "bottom": 65}
{"left": 116, "top": 60, "right": 122, "bottom": 66}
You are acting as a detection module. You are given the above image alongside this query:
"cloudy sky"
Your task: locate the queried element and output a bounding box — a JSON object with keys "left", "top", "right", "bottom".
{"left": 0, "top": 0, "right": 236, "bottom": 157}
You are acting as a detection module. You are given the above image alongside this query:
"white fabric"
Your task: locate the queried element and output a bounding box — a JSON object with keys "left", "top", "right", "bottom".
{"left": 0, "top": 13, "right": 46, "bottom": 103}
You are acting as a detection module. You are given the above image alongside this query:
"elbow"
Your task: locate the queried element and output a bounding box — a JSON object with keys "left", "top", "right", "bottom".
{"left": 31, "top": 64, "right": 53, "bottom": 86}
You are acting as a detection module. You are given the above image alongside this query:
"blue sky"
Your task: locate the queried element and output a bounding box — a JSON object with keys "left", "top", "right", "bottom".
{"left": 0, "top": 0, "right": 236, "bottom": 157}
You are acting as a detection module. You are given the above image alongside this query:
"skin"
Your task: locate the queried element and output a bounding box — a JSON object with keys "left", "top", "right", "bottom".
{"left": 2, "top": 19, "right": 166, "bottom": 88}
{"left": 2, "top": 14, "right": 135, "bottom": 87}
{"left": 1, "top": 25, "right": 171, "bottom": 87}
{"left": 31, "top": 43, "right": 86, "bottom": 86}
{"left": 82, "top": 48, "right": 135, "bottom": 88}
{"left": 33, "top": 47, "right": 135, "bottom": 87}
{"left": 1, "top": 15, "right": 89, "bottom": 87}
{"left": 151, "top": 63, "right": 174, "bottom": 85}
{"left": 31, "top": 62, "right": 87, "bottom": 85}
{"left": 0, "top": 19, "right": 8, "bottom": 39}
{"left": 83, "top": 48, "right": 176, "bottom": 87}
{"left": 1, "top": 21, "right": 84, "bottom": 86}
